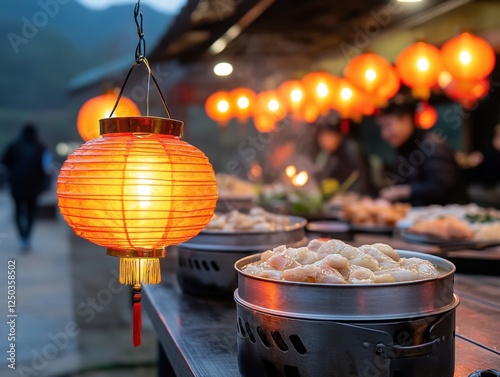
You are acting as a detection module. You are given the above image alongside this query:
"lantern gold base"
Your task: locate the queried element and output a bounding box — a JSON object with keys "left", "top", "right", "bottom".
{"left": 106, "top": 248, "right": 165, "bottom": 285}
{"left": 119, "top": 258, "right": 161, "bottom": 285}
{"left": 99, "top": 116, "right": 183, "bottom": 137}
{"left": 106, "top": 248, "right": 166, "bottom": 259}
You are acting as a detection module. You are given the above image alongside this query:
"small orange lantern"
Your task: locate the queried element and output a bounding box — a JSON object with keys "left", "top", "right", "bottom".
{"left": 58, "top": 117, "right": 218, "bottom": 347}
{"left": 344, "top": 53, "right": 392, "bottom": 94}
{"left": 443, "top": 78, "right": 490, "bottom": 110}
{"left": 255, "top": 90, "right": 286, "bottom": 122}
{"left": 415, "top": 102, "right": 438, "bottom": 129}
{"left": 441, "top": 32, "right": 495, "bottom": 81}
{"left": 230, "top": 88, "right": 256, "bottom": 123}
{"left": 331, "top": 79, "right": 373, "bottom": 119}
{"left": 374, "top": 67, "right": 401, "bottom": 105}
{"left": 301, "top": 72, "right": 339, "bottom": 115}
{"left": 253, "top": 114, "right": 277, "bottom": 133}
{"left": 205, "top": 91, "right": 233, "bottom": 125}
{"left": 301, "top": 100, "right": 320, "bottom": 123}
{"left": 278, "top": 80, "right": 306, "bottom": 117}
{"left": 77, "top": 93, "right": 140, "bottom": 141}
{"left": 396, "top": 42, "right": 443, "bottom": 100}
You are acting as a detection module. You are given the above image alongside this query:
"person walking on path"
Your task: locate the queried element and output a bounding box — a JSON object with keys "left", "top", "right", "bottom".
{"left": 2, "top": 124, "right": 47, "bottom": 250}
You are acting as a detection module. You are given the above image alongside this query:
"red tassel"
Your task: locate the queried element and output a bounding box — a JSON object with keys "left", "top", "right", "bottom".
{"left": 132, "top": 286, "right": 142, "bottom": 347}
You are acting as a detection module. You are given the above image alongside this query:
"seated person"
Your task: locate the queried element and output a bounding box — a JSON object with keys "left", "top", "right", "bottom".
{"left": 314, "top": 119, "right": 374, "bottom": 196}
{"left": 377, "top": 95, "right": 469, "bottom": 206}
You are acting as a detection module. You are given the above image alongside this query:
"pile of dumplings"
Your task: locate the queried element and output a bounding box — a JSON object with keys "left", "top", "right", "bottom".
{"left": 206, "top": 208, "right": 291, "bottom": 232}
{"left": 243, "top": 239, "right": 441, "bottom": 284}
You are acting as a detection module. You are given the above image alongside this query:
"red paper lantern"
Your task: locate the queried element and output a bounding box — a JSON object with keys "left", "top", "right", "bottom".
{"left": 255, "top": 90, "right": 286, "bottom": 121}
{"left": 415, "top": 102, "right": 438, "bottom": 129}
{"left": 396, "top": 42, "right": 443, "bottom": 100}
{"left": 441, "top": 32, "right": 495, "bottom": 81}
{"left": 205, "top": 91, "right": 233, "bottom": 125}
{"left": 301, "top": 100, "right": 320, "bottom": 123}
{"left": 59, "top": 118, "right": 217, "bottom": 249}
{"left": 301, "top": 72, "right": 339, "bottom": 114}
{"left": 230, "top": 88, "right": 256, "bottom": 123}
{"left": 331, "top": 79, "right": 374, "bottom": 119}
{"left": 374, "top": 67, "right": 401, "bottom": 105}
{"left": 443, "top": 78, "right": 490, "bottom": 110}
{"left": 278, "top": 80, "right": 306, "bottom": 116}
{"left": 253, "top": 114, "right": 276, "bottom": 133}
{"left": 344, "top": 53, "right": 392, "bottom": 94}
{"left": 57, "top": 117, "right": 218, "bottom": 345}
{"left": 77, "top": 93, "right": 140, "bottom": 141}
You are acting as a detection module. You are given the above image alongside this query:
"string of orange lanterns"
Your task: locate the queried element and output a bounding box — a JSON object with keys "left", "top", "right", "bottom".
{"left": 204, "top": 32, "right": 495, "bottom": 132}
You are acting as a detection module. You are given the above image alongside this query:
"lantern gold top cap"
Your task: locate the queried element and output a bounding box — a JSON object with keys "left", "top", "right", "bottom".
{"left": 99, "top": 116, "right": 183, "bottom": 137}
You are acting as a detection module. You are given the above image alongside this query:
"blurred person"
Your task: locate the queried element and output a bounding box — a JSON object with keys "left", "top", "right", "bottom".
{"left": 377, "top": 95, "right": 468, "bottom": 206}
{"left": 2, "top": 124, "right": 47, "bottom": 250}
{"left": 313, "top": 120, "right": 374, "bottom": 196}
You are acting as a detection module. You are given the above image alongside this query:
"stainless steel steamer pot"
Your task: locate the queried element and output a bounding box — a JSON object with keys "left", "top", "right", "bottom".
{"left": 176, "top": 216, "right": 307, "bottom": 297}
{"left": 234, "top": 250, "right": 459, "bottom": 377}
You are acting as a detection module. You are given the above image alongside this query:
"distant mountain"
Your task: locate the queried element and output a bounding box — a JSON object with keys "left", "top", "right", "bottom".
{"left": 2, "top": 0, "right": 173, "bottom": 56}
{"left": 0, "top": 0, "right": 175, "bottom": 152}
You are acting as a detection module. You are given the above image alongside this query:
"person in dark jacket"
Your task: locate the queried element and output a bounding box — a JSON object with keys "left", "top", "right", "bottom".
{"left": 377, "top": 96, "right": 469, "bottom": 206}
{"left": 314, "top": 120, "right": 374, "bottom": 196}
{"left": 2, "top": 124, "right": 47, "bottom": 250}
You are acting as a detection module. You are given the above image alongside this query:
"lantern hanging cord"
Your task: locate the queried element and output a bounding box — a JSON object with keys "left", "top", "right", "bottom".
{"left": 146, "top": 60, "right": 151, "bottom": 116}
{"left": 134, "top": 0, "right": 146, "bottom": 64}
{"left": 108, "top": 58, "right": 171, "bottom": 118}
{"left": 108, "top": 0, "right": 171, "bottom": 118}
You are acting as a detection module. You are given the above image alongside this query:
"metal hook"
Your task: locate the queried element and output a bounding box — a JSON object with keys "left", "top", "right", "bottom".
{"left": 108, "top": 58, "right": 171, "bottom": 119}
{"left": 108, "top": 2, "right": 172, "bottom": 119}
{"left": 134, "top": 0, "right": 146, "bottom": 63}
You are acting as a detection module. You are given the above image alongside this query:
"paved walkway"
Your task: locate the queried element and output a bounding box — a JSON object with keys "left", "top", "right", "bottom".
{"left": 0, "top": 190, "right": 156, "bottom": 377}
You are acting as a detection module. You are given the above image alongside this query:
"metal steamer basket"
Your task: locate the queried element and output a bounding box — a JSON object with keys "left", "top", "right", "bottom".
{"left": 177, "top": 216, "right": 307, "bottom": 298}
{"left": 234, "top": 251, "right": 459, "bottom": 377}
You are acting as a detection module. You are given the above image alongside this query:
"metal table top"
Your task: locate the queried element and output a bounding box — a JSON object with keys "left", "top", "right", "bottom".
{"left": 143, "top": 250, "right": 500, "bottom": 377}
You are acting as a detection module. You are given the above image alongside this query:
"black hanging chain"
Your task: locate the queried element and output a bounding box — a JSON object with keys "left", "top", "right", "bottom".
{"left": 108, "top": 0, "right": 172, "bottom": 119}
{"left": 134, "top": 0, "right": 146, "bottom": 63}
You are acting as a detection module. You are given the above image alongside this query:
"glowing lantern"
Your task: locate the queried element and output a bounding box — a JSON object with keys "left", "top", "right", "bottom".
{"left": 253, "top": 114, "right": 276, "bottom": 133}
{"left": 374, "top": 67, "right": 401, "bottom": 105}
{"left": 278, "top": 80, "right": 306, "bottom": 116}
{"left": 255, "top": 90, "right": 286, "bottom": 122}
{"left": 57, "top": 117, "right": 218, "bottom": 346}
{"left": 438, "top": 71, "right": 453, "bottom": 89}
{"left": 415, "top": 102, "right": 438, "bottom": 129}
{"left": 77, "top": 93, "right": 140, "bottom": 141}
{"left": 443, "top": 78, "right": 490, "bottom": 110}
{"left": 344, "top": 53, "right": 392, "bottom": 94}
{"left": 301, "top": 72, "right": 339, "bottom": 114}
{"left": 396, "top": 42, "right": 443, "bottom": 99}
{"left": 301, "top": 100, "right": 320, "bottom": 123}
{"left": 205, "top": 91, "right": 233, "bottom": 125}
{"left": 230, "top": 88, "right": 256, "bottom": 123}
{"left": 331, "top": 79, "right": 374, "bottom": 119}
{"left": 441, "top": 32, "right": 495, "bottom": 81}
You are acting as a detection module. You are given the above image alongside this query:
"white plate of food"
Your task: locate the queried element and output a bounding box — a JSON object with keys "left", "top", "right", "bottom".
{"left": 398, "top": 204, "right": 500, "bottom": 245}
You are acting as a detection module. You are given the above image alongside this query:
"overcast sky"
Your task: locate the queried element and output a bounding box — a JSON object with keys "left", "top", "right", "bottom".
{"left": 77, "top": 0, "right": 186, "bottom": 14}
